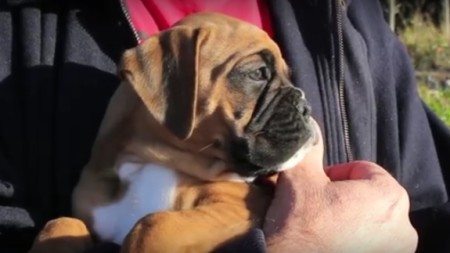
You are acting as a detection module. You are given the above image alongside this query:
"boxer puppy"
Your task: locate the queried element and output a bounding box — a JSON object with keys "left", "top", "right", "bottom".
{"left": 30, "top": 12, "right": 317, "bottom": 253}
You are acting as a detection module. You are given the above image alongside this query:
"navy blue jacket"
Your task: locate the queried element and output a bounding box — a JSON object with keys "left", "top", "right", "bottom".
{"left": 0, "top": 0, "right": 449, "bottom": 252}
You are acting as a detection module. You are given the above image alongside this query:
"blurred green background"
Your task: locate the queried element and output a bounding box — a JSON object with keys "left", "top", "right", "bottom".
{"left": 381, "top": 0, "right": 450, "bottom": 126}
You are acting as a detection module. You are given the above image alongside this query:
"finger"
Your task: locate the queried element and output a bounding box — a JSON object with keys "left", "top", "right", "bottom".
{"left": 326, "top": 161, "right": 404, "bottom": 203}
{"left": 325, "top": 161, "right": 390, "bottom": 181}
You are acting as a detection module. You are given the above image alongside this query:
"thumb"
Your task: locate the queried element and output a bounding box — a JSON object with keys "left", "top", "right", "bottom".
{"left": 264, "top": 120, "right": 326, "bottom": 236}
{"left": 281, "top": 119, "right": 328, "bottom": 184}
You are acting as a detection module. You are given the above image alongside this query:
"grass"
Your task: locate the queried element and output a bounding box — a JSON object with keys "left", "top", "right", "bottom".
{"left": 418, "top": 84, "right": 450, "bottom": 126}
{"left": 400, "top": 14, "right": 450, "bottom": 71}
{"left": 398, "top": 14, "right": 450, "bottom": 127}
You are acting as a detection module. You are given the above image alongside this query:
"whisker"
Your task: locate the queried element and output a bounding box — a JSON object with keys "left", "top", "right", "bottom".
{"left": 198, "top": 142, "right": 214, "bottom": 152}
{"left": 254, "top": 131, "right": 265, "bottom": 137}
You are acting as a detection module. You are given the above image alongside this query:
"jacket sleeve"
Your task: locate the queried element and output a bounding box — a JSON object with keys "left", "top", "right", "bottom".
{"left": 347, "top": 1, "right": 450, "bottom": 251}
{"left": 425, "top": 105, "right": 450, "bottom": 191}
{"left": 0, "top": 153, "right": 36, "bottom": 252}
{"left": 0, "top": 3, "right": 39, "bottom": 252}
{"left": 349, "top": 1, "right": 450, "bottom": 252}
{"left": 410, "top": 105, "right": 450, "bottom": 253}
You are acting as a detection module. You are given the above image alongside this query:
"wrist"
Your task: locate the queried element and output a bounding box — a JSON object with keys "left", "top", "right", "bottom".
{"left": 265, "top": 230, "right": 323, "bottom": 253}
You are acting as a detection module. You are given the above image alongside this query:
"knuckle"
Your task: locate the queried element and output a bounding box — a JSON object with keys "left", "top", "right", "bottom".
{"left": 391, "top": 184, "right": 410, "bottom": 206}
{"left": 352, "top": 160, "right": 383, "bottom": 172}
{"left": 353, "top": 160, "right": 378, "bottom": 167}
{"left": 397, "top": 186, "right": 410, "bottom": 200}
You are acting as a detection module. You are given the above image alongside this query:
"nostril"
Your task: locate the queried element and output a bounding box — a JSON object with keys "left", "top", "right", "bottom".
{"left": 302, "top": 104, "right": 311, "bottom": 117}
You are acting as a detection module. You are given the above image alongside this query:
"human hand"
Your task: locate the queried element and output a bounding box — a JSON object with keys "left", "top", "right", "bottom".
{"left": 263, "top": 128, "right": 418, "bottom": 253}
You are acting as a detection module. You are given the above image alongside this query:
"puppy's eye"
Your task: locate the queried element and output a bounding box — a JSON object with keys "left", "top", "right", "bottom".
{"left": 248, "top": 66, "right": 271, "bottom": 81}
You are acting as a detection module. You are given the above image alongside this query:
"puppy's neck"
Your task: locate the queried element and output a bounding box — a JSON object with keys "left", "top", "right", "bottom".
{"left": 87, "top": 86, "right": 241, "bottom": 182}
{"left": 116, "top": 104, "right": 232, "bottom": 181}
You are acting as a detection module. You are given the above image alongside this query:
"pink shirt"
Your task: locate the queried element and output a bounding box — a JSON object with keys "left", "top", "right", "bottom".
{"left": 125, "top": 0, "right": 273, "bottom": 44}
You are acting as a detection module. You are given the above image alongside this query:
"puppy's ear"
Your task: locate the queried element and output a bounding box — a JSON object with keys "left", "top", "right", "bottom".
{"left": 120, "top": 27, "right": 205, "bottom": 140}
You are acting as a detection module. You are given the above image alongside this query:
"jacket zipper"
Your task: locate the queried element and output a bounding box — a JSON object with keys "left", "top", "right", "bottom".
{"left": 119, "top": 0, "right": 141, "bottom": 44}
{"left": 334, "top": 0, "right": 353, "bottom": 162}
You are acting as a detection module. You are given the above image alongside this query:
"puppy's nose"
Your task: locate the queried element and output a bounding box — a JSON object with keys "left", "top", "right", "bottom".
{"left": 289, "top": 88, "right": 311, "bottom": 118}
{"left": 301, "top": 102, "right": 311, "bottom": 118}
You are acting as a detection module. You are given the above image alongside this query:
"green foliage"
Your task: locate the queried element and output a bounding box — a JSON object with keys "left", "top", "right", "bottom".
{"left": 400, "top": 14, "right": 450, "bottom": 71}
{"left": 380, "top": 0, "right": 444, "bottom": 30}
{"left": 418, "top": 84, "right": 450, "bottom": 126}
{"left": 398, "top": 13, "right": 450, "bottom": 127}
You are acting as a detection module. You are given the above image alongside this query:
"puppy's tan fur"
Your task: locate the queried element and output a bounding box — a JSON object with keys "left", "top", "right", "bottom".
{"left": 30, "top": 13, "right": 293, "bottom": 253}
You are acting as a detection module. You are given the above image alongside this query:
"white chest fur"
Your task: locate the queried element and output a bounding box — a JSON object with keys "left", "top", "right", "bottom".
{"left": 91, "top": 162, "right": 177, "bottom": 245}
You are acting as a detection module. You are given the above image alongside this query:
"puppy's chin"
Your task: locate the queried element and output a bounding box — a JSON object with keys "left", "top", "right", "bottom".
{"left": 272, "top": 118, "right": 320, "bottom": 172}
{"left": 272, "top": 144, "right": 312, "bottom": 172}
{"left": 205, "top": 160, "right": 256, "bottom": 182}
{"left": 203, "top": 119, "right": 320, "bottom": 182}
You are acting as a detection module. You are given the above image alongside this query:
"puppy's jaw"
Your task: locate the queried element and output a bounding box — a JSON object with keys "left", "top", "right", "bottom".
{"left": 270, "top": 118, "right": 320, "bottom": 172}
{"left": 272, "top": 118, "right": 319, "bottom": 172}
{"left": 205, "top": 160, "right": 255, "bottom": 182}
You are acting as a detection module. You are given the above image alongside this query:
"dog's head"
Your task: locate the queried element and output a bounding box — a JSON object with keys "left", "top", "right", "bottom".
{"left": 119, "top": 13, "right": 317, "bottom": 180}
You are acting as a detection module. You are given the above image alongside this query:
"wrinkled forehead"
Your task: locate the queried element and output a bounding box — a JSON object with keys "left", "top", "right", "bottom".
{"left": 174, "top": 12, "right": 284, "bottom": 66}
